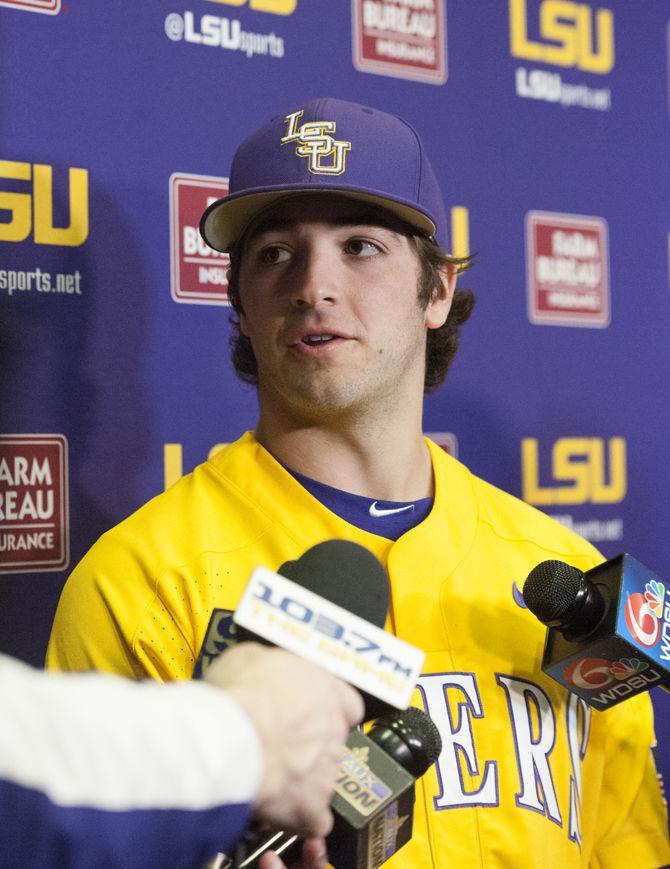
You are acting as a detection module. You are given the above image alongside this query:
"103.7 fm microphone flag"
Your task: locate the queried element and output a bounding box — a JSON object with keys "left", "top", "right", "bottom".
{"left": 522, "top": 553, "right": 670, "bottom": 709}
{"left": 193, "top": 539, "right": 425, "bottom": 719}
{"left": 233, "top": 559, "right": 424, "bottom": 716}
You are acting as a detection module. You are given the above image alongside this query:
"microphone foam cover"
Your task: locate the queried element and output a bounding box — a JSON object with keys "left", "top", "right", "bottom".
{"left": 522, "top": 560, "right": 585, "bottom": 623}
{"left": 372, "top": 706, "right": 443, "bottom": 777}
{"left": 278, "top": 539, "right": 390, "bottom": 627}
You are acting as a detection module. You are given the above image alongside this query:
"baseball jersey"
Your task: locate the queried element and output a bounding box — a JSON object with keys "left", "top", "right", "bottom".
{"left": 1, "top": 653, "right": 258, "bottom": 869}
{"left": 47, "top": 432, "right": 670, "bottom": 868}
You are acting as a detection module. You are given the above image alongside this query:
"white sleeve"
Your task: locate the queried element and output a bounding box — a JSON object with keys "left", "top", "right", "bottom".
{"left": 0, "top": 653, "right": 262, "bottom": 868}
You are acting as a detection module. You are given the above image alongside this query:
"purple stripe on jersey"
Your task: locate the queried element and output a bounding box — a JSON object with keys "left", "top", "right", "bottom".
{"left": 0, "top": 778, "right": 250, "bottom": 869}
{"left": 285, "top": 466, "right": 433, "bottom": 540}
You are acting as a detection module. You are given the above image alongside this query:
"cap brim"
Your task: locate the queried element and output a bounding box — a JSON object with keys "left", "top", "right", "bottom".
{"left": 200, "top": 187, "right": 437, "bottom": 253}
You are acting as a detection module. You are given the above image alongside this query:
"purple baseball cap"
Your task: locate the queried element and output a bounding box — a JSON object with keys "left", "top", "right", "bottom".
{"left": 200, "top": 97, "right": 449, "bottom": 252}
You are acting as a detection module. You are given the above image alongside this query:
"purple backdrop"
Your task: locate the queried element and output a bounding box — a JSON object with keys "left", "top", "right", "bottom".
{"left": 2, "top": 0, "right": 670, "bottom": 788}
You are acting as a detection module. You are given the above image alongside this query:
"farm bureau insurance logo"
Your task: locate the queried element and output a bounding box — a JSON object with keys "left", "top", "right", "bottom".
{"left": 0, "top": 435, "right": 69, "bottom": 574}
{"left": 0, "top": 0, "right": 60, "bottom": 13}
{"left": 170, "top": 173, "right": 230, "bottom": 305}
{"left": 164, "top": 0, "right": 292, "bottom": 59}
{"left": 352, "top": 0, "right": 447, "bottom": 85}
{"left": 526, "top": 212, "right": 610, "bottom": 327}
{"left": 510, "top": 0, "right": 614, "bottom": 111}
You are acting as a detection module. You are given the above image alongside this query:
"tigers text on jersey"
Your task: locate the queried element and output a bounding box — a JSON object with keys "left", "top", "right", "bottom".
{"left": 47, "top": 433, "right": 670, "bottom": 868}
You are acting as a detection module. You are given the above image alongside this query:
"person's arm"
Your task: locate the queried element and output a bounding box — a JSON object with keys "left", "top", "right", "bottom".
{"left": 1, "top": 647, "right": 362, "bottom": 869}
{"left": 1, "top": 653, "right": 259, "bottom": 868}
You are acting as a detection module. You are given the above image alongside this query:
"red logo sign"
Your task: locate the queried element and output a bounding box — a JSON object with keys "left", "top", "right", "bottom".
{"left": 425, "top": 431, "right": 458, "bottom": 458}
{"left": 625, "top": 592, "right": 660, "bottom": 648}
{"left": 564, "top": 657, "right": 615, "bottom": 691}
{"left": 0, "top": 0, "right": 60, "bottom": 12}
{"left": 0, "top": 435, "right": 69, "bottom": 573}
{"left": 526, "top": 212, "right": 610, "bottom": 327}
{"left": 351, "top": 0, "right": 447, "bottom": 85}
{"left": 170, "top": 173, "right": 230, "bottom": 305}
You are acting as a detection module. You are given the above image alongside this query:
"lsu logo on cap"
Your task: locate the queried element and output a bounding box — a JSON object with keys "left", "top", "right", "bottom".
{"left": 281, "top": 109, "right": 351, "bottom": 176}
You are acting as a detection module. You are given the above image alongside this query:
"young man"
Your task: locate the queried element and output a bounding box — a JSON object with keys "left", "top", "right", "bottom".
{"left": 48, "top": 98, "right": 669, "bottom": 866}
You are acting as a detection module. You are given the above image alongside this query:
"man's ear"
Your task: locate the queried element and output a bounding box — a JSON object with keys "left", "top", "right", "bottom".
{"left": 228, "top": 270, "right": 250, "bottom": 335}
{"left": 425, "top": 261, "right": 457, "bottom": 330}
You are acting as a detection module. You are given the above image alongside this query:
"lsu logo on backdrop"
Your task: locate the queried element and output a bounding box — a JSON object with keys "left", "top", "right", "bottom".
{"left": 206, "top": 0, "right": 297, "bottom": 13}
{"left": 521, "top": 437, "right": 626, "bottom": 506}
{"left": 0, "top": 435, "right": 69, "bottom": 574}
{"left": 509, "top": 0, "right": 614, "bottom": 74}
{"left": 352, "top": 0, "right": 447, "bottom": 85}
{"left": 170, "top": 173, "right": 230, "bottom": 305}
{"left": 281, "top": 110, "right": 352, "bottom": 176}
{"left": 0, "top": 160, "right": 88, "bottom": 247}
{"left": 0, "top": 0, "right": 60, "bottom": 13}
{"left": 526, "top": 212, "right": 609, "bottom": 327}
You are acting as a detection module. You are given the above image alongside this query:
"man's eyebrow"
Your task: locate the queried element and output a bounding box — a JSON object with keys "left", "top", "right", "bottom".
{"left": 246, "top": 211, "right": 409, "bottom": 240}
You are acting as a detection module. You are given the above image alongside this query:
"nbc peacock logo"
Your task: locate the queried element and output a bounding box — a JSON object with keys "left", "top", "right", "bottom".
{"left": 645, "top": 579, "right": 665, "bottom": 618}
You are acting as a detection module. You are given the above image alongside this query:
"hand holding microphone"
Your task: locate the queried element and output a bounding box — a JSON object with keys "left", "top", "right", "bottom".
{"left": 197, "top": 540, "right": 437, "bottom": 868}
{"left": 205, "top": 643, "right": 363, "bottom": 838}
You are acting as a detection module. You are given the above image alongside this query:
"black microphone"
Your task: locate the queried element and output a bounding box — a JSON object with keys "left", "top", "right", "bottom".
{"left": 193, "top": 540, "right": 389, "bottom": 683}
{"left": 227, "top": 539, "right": 425, "bottom": 720}
{"left": 231, "top": 706, "right": 442, "bottom": 869}
{"left": 522, "top": 553, "right": 670, "bottom": 709}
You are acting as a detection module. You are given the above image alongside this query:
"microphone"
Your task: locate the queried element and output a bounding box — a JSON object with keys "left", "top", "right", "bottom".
{"left": 231, "top": 540, "right": 425, "bottom": 719}
{"left": 231, "top": 706, "right": 443, "bottom": 869}
{"left": 522, "top": 553, "right": 670, "bottom": 709}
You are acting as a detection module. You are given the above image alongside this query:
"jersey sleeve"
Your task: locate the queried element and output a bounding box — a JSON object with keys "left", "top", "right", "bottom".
{"left": 46, "top": 527, "right": 166, "bottom": 678}
{"left": 589, "top": 692, "right": 669, "bottom": 868}
{"left": 0, "top": 654, "right": 260, "bottom": 869}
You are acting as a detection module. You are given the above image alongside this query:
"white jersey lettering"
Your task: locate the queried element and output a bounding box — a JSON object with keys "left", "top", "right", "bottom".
{"left": 566, "top": 692, "right": 591, "bottom": 846}
{"left": 418, "top": 673, "right": 498, "bottom": 808}
{"left": 496, "top": 675, "right": 562, "bottom": 825}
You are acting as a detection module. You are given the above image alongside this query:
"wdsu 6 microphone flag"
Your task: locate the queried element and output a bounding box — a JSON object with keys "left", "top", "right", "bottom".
{"left": 522, "top": 553, "right": 670, "bottom": 709}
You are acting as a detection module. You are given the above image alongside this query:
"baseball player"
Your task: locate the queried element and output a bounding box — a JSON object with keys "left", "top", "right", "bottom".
{"left": 48, "top": 98, "right": 669, "bottom": 867}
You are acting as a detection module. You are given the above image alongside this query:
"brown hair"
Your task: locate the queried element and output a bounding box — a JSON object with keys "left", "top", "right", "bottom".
{"left": 226, "top": 232, "right": 475, "bottom": 393}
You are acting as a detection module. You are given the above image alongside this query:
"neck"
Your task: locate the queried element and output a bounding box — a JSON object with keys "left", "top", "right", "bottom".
{"left": 255, "top": 394, "right": 434, "bottom": 502}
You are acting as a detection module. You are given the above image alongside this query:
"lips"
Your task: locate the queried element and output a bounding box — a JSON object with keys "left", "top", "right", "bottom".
{"left": 285, "top": 327, "right": 353, "bottom": 358}
{"left": 287, "top": 327, "right": 351, "bottom": 348}
{"left": 301, "top": 334, "right": 337, "bottom": 346}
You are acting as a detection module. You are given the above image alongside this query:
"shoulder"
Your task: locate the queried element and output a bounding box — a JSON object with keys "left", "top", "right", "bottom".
{"left": 94, "top": 433, "right": 275, "bottom": 566}
{"left": 428, "top": 440, "right": 602, "bottom": 568}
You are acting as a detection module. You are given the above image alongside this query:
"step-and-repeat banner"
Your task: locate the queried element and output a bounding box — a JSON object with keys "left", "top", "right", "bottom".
{"left": 2, "top": 0, "right": 669, "bottom": 780}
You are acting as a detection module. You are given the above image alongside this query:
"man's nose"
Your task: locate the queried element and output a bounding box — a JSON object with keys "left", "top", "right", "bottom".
{"left": 290, "top": 248, "right": 339, "bottom": 308}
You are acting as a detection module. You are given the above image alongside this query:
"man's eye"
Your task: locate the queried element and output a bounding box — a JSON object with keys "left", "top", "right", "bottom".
{"left": 259, "top": 246, "right": 290, "bottom": 265}
{"left": 345, "top": 239, "right": 380, "bottom": 257}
